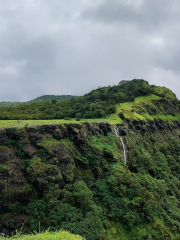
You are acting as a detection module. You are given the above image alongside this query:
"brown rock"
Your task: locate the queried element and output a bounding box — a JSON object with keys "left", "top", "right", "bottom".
{"left": 22, "top": 144, "right": 37, "bottom": 155}
{"left": 0, "top": 128, "right": 5, "bottom": 143}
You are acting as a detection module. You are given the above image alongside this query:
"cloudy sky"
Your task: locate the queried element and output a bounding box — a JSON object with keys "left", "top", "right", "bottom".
{"left": 0, "top": 0, "right": 180, "bottom": 101}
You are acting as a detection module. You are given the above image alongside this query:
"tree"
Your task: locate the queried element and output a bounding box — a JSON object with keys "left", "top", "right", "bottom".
{"left": 51, "top": 99, "right": 57, "bottom": 104}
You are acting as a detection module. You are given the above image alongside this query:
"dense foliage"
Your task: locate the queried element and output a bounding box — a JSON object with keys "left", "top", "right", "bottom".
{"left": 1, "top": 80, "right": 180, "bottom": 240}
{"left": 0, "top": 79, "right": 178, "bottom": 120}
{"left": 1, "top": 121, "right": 180, "bottom": 240}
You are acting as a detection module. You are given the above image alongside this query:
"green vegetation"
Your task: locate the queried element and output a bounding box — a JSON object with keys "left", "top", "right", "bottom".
{"left": 0, "top": 96, "right": 77, "bottom": 108}
{"left": 109, "top": 94, "right": 180, "bottom": 123}
{"left": 1, "top": 80, "right": 180, "bottom": 240}
{"left": 29, "top": 95, "right": 78, "bottom": 102}
{"left": 1, "top": 123, "right": 180, "bottom": 239}
{"left": 0, "top": 102, "right": 21, "bottom": 107}
{"left": 1, "top": 231, "right": 84, "bottom": 240}
{"left": 0, "top": 119, "right": 110, "bottom": 128}
{"left": 0, "top": 79, "right": 179, "bottom": 122}
{"left": 90, "top": 134, "right": 120, "bottom": 159}
{"left": 1, "top": 92, "right": 180, "bottom": 128}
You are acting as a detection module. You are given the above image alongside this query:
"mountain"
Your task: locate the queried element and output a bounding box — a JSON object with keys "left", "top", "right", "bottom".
{"left": 0, "top": 80, "right": 180, "bottom": 240}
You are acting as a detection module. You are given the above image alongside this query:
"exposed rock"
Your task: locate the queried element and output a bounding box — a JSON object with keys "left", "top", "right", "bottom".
{"left": 0, "top": 155, "right": 33, "bottom": 215}
{"left": 0, "top": 146, "right": 12, "bottom": 163}
{"left": 28, "top": 131, "right": 41, "bottom": 141}
{"left": 154, "top": 119, "right": 164, "bottom": 130}
{"left": 0, "top": 128, "right": 5, "bottom": 143}
{"left": 35, "top": 177, "right": 49, "bottom": 195}
{"left": 135, "top": 125, "right": 142, "bottom": 130}
{"left": 22, "top": 144, "right": 37, "bottom": 155}
{"left": 71, "top": 126, "right": 88, "bottom": 143}
{"left": 43, "top": 125, "right": 57, "bottom": 134}
{"left": 119, "top": 129, "right": 127, "bottom": 136}
{"left": 99, "top": 123, "right": 108, "bottom": 136}
{"left": 59, "top": 125, "right": 68, "bottom": 138}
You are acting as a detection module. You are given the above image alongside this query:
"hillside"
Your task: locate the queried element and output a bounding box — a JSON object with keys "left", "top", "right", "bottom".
{"left": 0, "top": 79, "right": 179, "bottom": 122}
{"left": 1, "top": 80, "right": 180, "bottom": 240}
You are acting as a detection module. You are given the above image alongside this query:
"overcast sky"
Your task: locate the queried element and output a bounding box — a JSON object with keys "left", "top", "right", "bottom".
{"left": 0, "top": 0, "right": 180, "bottom": 101}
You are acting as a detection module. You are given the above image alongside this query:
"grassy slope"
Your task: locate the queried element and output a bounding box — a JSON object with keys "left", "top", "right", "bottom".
{"left": 0, "top": 94, "right": 180, "bottom": 128}
{"left": 108, "top": 94, "right": 180, "bottom": 123}
{"left": 1, "top": 231, "right": 84, "bottom": 240}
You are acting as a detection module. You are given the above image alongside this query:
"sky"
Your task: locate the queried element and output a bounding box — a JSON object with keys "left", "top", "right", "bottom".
{"left": 0, "top": 0, "right": 180, "bottom": 101}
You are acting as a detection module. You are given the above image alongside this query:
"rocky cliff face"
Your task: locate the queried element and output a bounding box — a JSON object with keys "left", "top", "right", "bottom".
{"left": 1, "top": 120, "right": 180, "bottom": 240}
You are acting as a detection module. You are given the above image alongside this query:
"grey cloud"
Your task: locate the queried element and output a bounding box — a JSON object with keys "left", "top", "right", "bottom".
{"left": 0, "top": 0, "right": 180, "bottom": 101}
{"left": 81, "top": 0, "right": 179, "bottom": 28}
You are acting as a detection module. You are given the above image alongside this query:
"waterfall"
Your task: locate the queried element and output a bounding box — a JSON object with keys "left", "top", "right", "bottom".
{"left": 114, "top": 126, "right": 127, "bottom": 165}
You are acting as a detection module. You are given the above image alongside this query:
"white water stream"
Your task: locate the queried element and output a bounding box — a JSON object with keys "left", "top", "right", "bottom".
{"left": 114, "top": 126, "right": 127, "bottom": 165}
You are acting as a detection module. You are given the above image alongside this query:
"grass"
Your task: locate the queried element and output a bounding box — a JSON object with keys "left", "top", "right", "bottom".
{"left": 37, "top": 137, "right": 60, "bottom": 148}
{"left": 0, "top": 118, "right": 111, "bottom": 128}
{"left": 109, "top": 94, "right": 180, "bottom": 123}
{"left": 0, "top": 94, "right": 179, "bottom": 128}
{"left": 134, "top": 94, "right": 161, "bottom": 102}
{"left": 105, "top": 95, "right": 160, "bottom": 124}
{"left": 0, "top": 231, "right": 84, "bottom": 240}
{"left": 90, "top": 134, "right": 120, "bottom": 158}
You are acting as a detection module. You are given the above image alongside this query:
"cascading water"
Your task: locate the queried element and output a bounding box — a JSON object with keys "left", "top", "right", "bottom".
{"left": 114, "top": 125, "right": 127, "bottom": 165}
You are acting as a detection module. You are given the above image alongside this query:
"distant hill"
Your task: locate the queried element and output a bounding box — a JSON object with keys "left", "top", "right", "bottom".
{"left": 0, "top": 96, "right": 78, "bottom": 108}
{"left": 0, "top": 102, "right": 21, "bottom": 107}
{"left": 30, "top": 95, "right": 78, "bottom": 102}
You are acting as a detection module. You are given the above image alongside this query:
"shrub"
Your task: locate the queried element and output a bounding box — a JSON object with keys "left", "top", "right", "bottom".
{"left": 118, "top": 112, "right": 125, "bottom": 120}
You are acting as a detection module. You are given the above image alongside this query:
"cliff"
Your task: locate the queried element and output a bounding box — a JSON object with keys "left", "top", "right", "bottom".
{"left": 1, "top": 119, "right": 180, "bottom": 240}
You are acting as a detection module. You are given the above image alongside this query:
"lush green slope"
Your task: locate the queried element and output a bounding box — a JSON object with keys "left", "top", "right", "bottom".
{"left": 0, "top": 79, "right": 179, "bottom": 121}
{"left": 1, "top": 231, "right": 84, "bottom": 240}
{"left": 1, "top": 120, "right": 180, "bottom": 240}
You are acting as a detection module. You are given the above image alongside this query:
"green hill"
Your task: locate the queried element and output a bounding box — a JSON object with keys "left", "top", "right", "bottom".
{"left": 0, "top": 79, "right": 179, "bottom": 122}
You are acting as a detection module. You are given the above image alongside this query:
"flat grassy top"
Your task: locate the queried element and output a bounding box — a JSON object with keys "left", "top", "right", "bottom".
{"left": 0, "top": 94, "right": 179, "bottom": 128}
{"left": 1, "top": 231, "right": 84, "bottom": 240}
{"left": 0, "top": 118, "right": 111, "bottom": 128}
